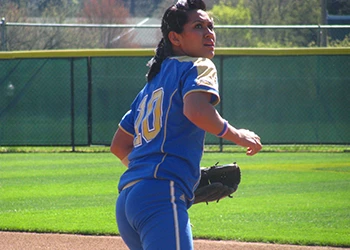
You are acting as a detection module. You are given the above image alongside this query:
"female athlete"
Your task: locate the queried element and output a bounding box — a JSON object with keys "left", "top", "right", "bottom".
{"left": 110, "top": 0, "right": 262, "bottom": 249}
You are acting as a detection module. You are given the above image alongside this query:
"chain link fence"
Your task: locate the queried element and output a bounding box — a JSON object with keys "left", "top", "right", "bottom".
{"left": 0, "top": 48, "right": 349, "bottom": 148}
{"left": 1, "top": 21, "right": 350, "bottom": 50}
{"left": 0, "top": 21, "right": 349, "bottom": 149}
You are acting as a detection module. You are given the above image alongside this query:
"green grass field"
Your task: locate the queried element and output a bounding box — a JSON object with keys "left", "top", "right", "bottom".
{"left": 0, "top": 149, "right": 349, "bottom": 247}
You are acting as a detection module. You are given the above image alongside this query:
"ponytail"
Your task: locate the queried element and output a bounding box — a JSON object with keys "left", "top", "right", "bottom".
{"left": 146, "top": 38, "right": 172, "bottom": 82}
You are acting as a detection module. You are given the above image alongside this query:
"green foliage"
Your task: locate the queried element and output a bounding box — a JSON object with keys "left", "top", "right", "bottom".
{"left": 210, "top": 0, "right": 252, "bottom": 47}
{"left": 308, "top": 35, "right": 350, "bottom": 47}
{"left": 254, "top": 39, "right": 296, "bottom": 48}
{"left": 0, "top": 152, "right": 350, "bottom": 247}
{"left": 269, "top": 0, "right": 321, "bottom": 47}
{"left": 328, "top": 35, "right": 350, "bottom": 47}
{"left": 210, "top": 0, "right": 323, "bottom": 47}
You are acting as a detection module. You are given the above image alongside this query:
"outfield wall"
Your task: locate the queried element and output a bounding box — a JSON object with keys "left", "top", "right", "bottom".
{"left": 0, "top": 48, "right": 349, "bottom": 146}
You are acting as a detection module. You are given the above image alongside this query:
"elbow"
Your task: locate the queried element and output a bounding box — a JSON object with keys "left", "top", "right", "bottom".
{"left": 110, "top": 137, "right": 133, "bottom": 160}
{"left": 110, "top": 139, "right": 124, "bottom": 159}
{"left": 110, "top": 143, "right": 126, "bottom": 161}
{"left": 110, "top": 143, "right": 119, "bottom": 157}
{"left": 110, "top": 128, "right": 134, "bottom": 162}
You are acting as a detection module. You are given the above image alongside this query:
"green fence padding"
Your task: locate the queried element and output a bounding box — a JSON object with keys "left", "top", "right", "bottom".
{"left": 0, "top": 49, "right": 349, "bottom": 146}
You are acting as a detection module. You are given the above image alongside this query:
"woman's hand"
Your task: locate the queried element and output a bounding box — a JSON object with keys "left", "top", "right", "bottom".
{"left": 236, "top": 129, "right": 262, "bottom": 156}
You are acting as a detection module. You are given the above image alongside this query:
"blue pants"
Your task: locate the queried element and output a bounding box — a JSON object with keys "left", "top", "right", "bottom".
{"left": 116, "top": 179, "right": 193, "bottom": 250}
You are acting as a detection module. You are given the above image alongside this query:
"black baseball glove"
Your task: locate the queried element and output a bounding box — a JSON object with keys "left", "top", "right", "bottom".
{"left": 194, "top": 162, "right": 241, "bottom": 204}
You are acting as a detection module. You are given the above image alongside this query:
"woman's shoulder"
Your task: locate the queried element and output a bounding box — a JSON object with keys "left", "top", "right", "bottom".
{"left": 167, "top": 56, "right": 216, "bottom": 69}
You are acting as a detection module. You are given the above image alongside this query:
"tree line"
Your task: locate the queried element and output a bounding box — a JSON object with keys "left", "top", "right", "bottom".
{"left": 0, "top": 0, "right": 349, "bottom": 50}
{"left": 2, "top": 0, "right": 349, "bottom": 16}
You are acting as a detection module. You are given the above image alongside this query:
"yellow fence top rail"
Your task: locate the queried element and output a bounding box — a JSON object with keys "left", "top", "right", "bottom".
{"left": 0, "top": 48, "right": 349, "bottom": 59}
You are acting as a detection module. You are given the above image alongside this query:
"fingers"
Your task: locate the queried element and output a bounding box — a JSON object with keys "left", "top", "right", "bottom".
{"left": 246, "top": 134, "right": 262, "bottom": 156}
{"left": 246, "top": 139, "right": 262, "bottom": 156}
{"left": 237, "top": 129, "right": 262, "bottom": 155}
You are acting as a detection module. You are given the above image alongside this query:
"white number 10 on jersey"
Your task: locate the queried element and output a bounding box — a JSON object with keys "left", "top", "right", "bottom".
{"left": 134, "top": 88, "right": 164, "bottom": 147}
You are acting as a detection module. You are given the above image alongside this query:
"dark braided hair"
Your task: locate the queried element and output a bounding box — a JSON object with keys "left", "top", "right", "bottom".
{"left": 146, "top": 0, "right": 207, "bottom": 82}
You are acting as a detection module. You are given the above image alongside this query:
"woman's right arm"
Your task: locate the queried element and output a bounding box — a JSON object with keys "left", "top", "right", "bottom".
{"left": 183, "top": 92, "right": 262, "bottom": 156}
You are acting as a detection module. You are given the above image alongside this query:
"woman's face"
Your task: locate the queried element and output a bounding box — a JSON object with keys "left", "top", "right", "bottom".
{"left": 171, "top": 9, "right": 216, "bottom": 59}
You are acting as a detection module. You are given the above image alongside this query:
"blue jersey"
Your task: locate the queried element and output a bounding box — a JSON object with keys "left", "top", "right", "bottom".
{"left": 118, "top": 56, "right": 220, "bottom": 202}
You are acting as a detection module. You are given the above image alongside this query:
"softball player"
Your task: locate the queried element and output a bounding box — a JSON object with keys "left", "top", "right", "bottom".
{"left": 111, "top": 1, "right": 262, "bottom": 249}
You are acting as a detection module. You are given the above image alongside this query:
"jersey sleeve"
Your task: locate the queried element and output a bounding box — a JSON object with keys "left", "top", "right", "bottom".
{"left": 181, "top": 58, "right": 220, "bottom": 106}
{"left": 118, "top": 110, "right": 135, "bottom": 137}
{"left": 118, "top": 88, "right": 147, "bottom": 136}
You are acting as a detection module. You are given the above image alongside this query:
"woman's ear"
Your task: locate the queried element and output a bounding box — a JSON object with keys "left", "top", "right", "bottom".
{"left": 168, "top": 31, "right": 181, "bottom": 47}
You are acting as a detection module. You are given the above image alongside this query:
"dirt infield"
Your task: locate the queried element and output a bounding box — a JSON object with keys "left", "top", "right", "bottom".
{"left": 0, "top": 231, "right": 347, "bottom": 250}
